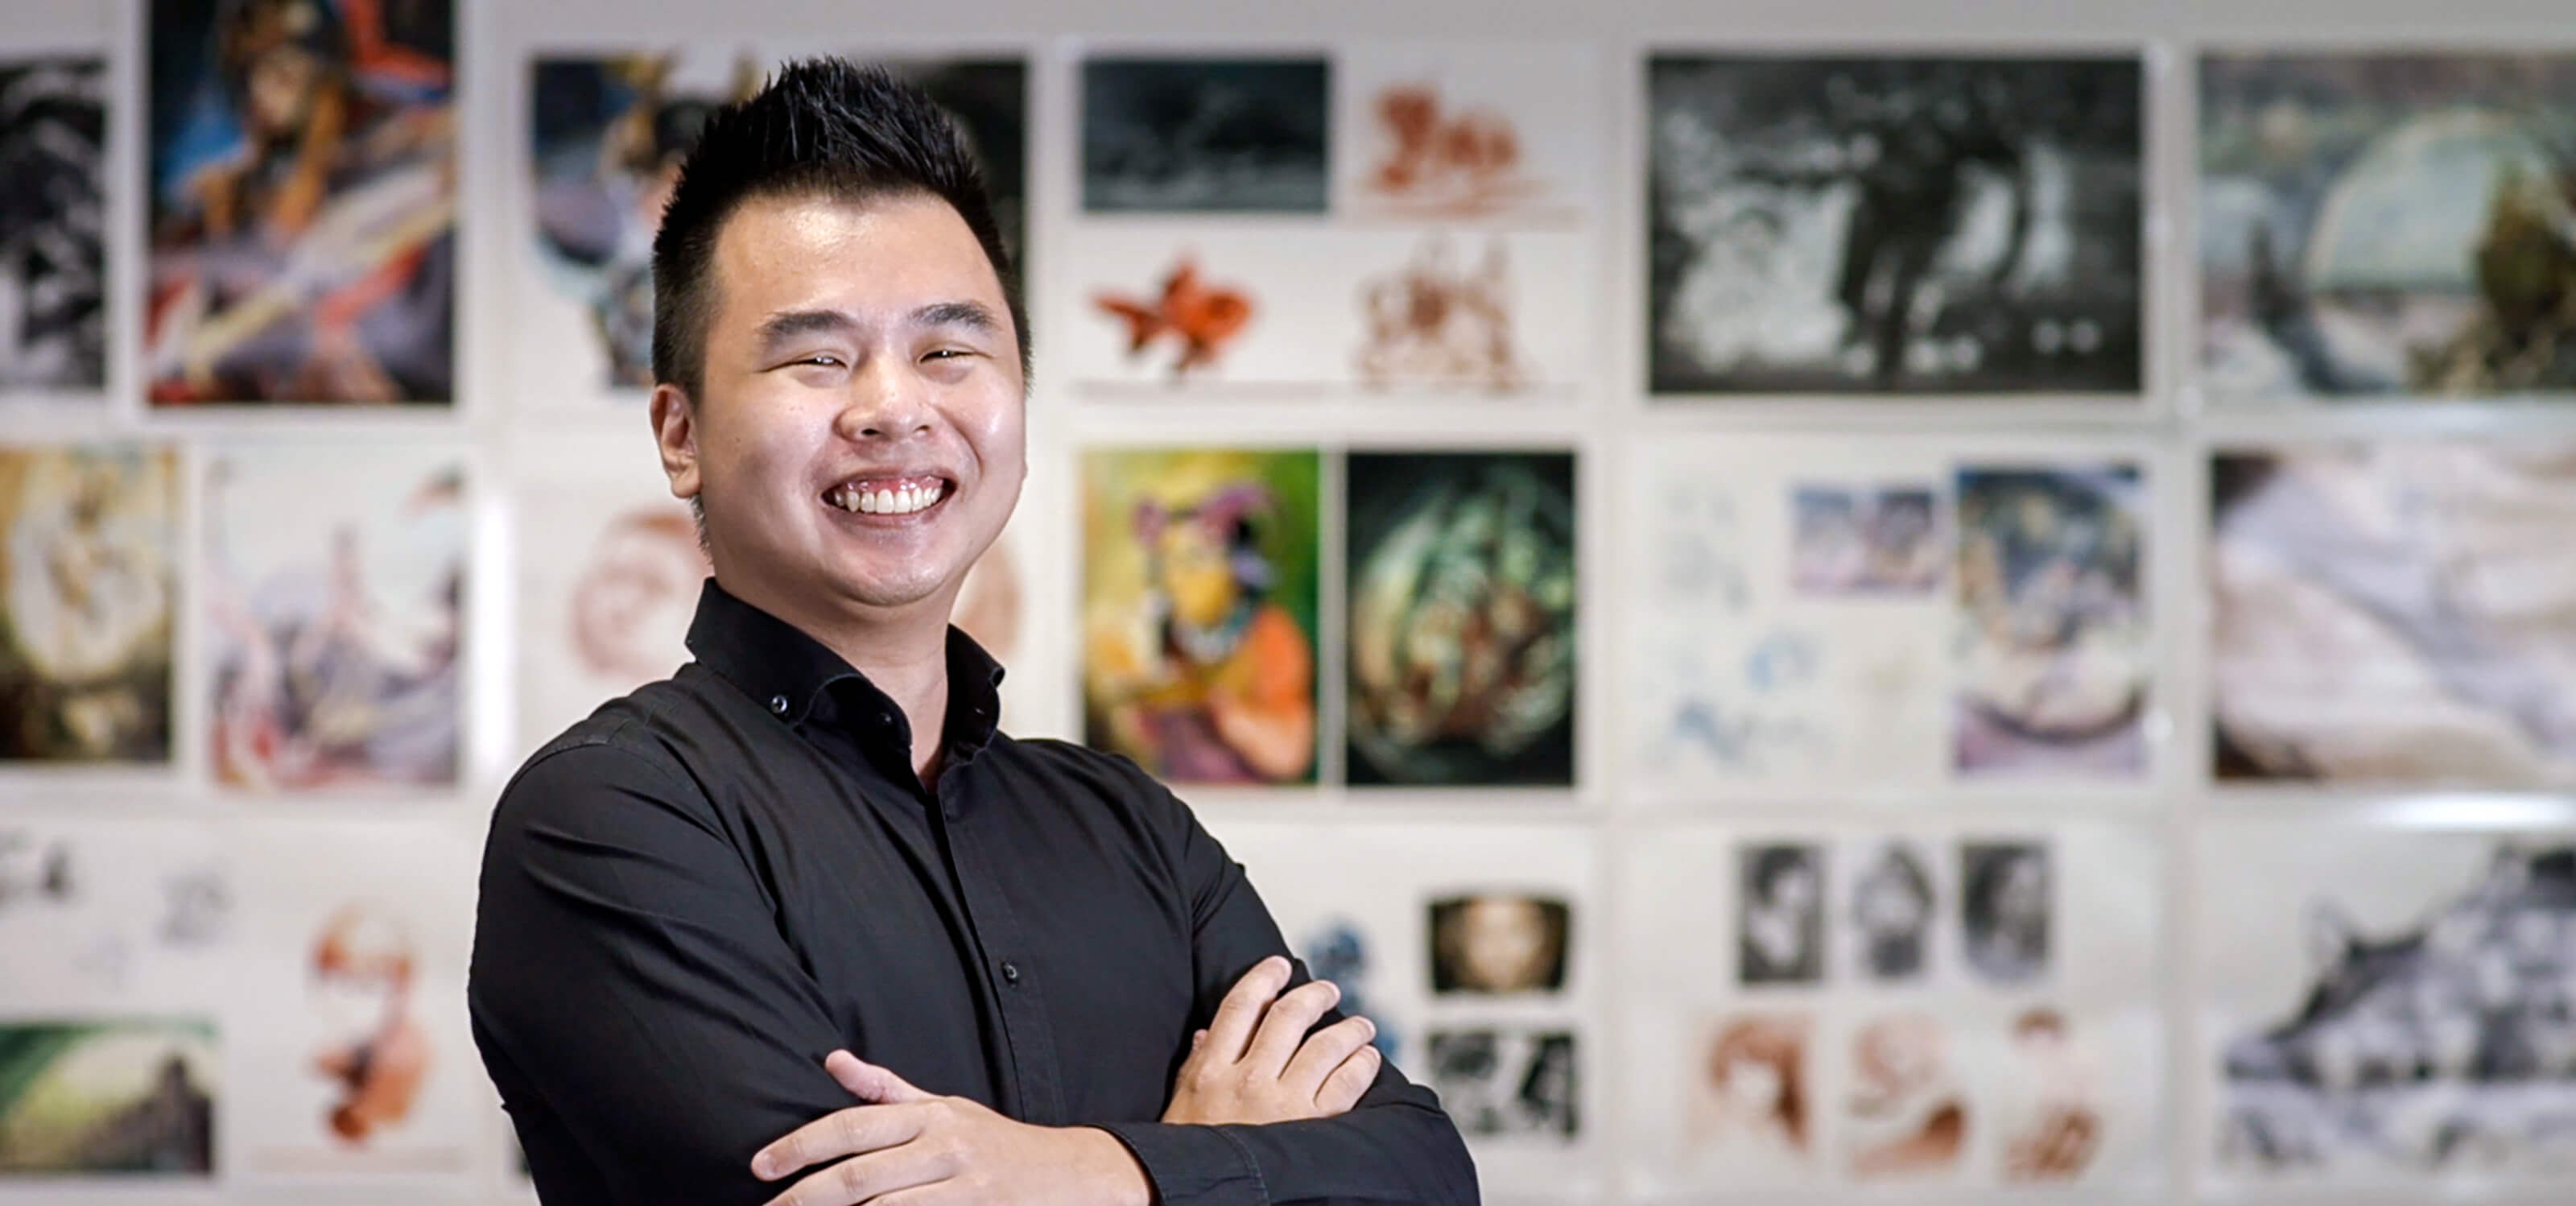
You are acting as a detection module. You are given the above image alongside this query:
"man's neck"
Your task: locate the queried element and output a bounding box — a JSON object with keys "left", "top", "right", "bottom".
{"left": 717, "top": 572, "right": 956, "bottom": 785}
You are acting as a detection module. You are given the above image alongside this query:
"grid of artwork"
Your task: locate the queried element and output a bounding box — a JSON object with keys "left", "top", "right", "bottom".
{"left": 5, "top": 6, "right": 2576, "bottom": 1204}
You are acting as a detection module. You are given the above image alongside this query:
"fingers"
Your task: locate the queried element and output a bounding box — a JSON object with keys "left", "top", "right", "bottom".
{"left": 758, "top": 1142, "right": 949, "bottom": 1206}
{"left": 824, "top": 1051, "right": 935, "bottom": 1105}
{"left": 751, "top": 1104, "right": 926, "bottom": 1182}
{"left": 1202, "top": 956, "right": 1291, "bottom": 1065}
{"left": 1315, "top": 1043, "right": 1384, "bottom": 1116}
{"left": 1281, "top": 1014, "right": 1377, "bottom": 1097}
{"left": 1242, "top": 977, "right": 1341, "bottom": 1077}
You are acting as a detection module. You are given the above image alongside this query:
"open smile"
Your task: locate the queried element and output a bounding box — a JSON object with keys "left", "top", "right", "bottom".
{"left": 825, "top": 473, "right": 955, "bottom": 518}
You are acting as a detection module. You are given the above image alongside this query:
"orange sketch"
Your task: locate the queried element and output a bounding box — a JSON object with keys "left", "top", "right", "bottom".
{"left": 1356, "top": 236, "right": 1525, "bottom": 390}
{"left": 1093, "top": 258, "right": 1255, "bottom": 380}
{"left": 1846, "top": 1014, "right": 1967, "bottom": 1179}
{"left": 2000, "top": 1008, "right": 2102, "bottom": 1182}
{"left": 1365, "top": 85, "right": 1537, "bottom": 216}
{"left": 308, "top": 902, "right": 430, "bottom": 1145}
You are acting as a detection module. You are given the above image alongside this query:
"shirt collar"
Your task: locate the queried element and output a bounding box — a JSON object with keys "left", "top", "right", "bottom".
{"left": 684, "top": 578, "right": 1006, "bottom": 758}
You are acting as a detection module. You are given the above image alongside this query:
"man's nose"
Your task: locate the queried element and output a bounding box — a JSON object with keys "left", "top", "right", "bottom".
{"left": 833, "top": 357, "right": 934, "bottom": 440}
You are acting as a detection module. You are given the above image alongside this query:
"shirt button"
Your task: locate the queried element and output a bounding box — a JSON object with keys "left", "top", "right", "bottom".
{"left": 1001, "top": 960, "right": 1021, "bottom": 985}
{"left": 769, "top": 695, "right": 789, "bottom": 716}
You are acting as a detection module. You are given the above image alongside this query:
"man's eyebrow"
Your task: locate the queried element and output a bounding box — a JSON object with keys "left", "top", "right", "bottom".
{"left": 910, "top": 300, "right": 1003, "bottom": 335}
{"left": 753, "top": 309, "right": 857, "bottom": 351}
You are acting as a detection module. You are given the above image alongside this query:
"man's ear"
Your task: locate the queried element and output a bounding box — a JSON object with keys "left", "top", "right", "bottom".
{"left": 649, "top": 382, "right": 701, "bottom": 502}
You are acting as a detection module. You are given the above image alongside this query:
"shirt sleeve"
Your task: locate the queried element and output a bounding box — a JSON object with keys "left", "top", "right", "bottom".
{"left": 1094, "top": 782, "right": 1482, "bottom": 1206}
{"left": 468, "top": 737, "right": 860, "bottom": 1206}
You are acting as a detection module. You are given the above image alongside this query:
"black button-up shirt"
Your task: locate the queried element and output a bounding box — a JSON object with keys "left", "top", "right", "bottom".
{"left": 469, "top": 581, "right": 1476, "bottom": 1206}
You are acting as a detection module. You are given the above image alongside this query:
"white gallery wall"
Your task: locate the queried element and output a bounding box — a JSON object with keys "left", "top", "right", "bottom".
{"left": 6, "top": 0, "right": 2576, "bottom": 1204}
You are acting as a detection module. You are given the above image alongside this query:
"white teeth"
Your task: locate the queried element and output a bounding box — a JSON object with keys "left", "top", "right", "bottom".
{"left": 832, "top": 480, "right": 946, "bottom": 515}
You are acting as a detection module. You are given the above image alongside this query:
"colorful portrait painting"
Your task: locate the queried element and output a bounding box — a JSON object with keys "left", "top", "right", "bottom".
{"left": 0, "top": 1019, "right": 216, "bottom": 1177}
{"left": 2213, "top": 444, "right": 2576, "bottom": 787}
{"left": 526, "top": 50, "right": 1025, "bottom": 398}
{"left": 1952, "top": 463, "right": 2149, "bottom": 776}
{"left": 2200, "top": 54, "right": 2576, "bottom": 401}
{"left": 1345, "top": 451, "right": 1575, "bottom": 787}
{"left": 0, "top": 54, "right": 107, "bottom": 390}
{"left": 1649, "top": 56, "right": 2144, "bottom": 394}
{"left": 146, "top": 0, "right": 456, "bottom": 406}
{"left": 1081, "top": 448, "right": 1319, "bottom": 787}
{"left": 204, "top": 444, "right": 464, "bottom": 791}
{"left": 0, "top": 447, "right": 178, "bottom": 763}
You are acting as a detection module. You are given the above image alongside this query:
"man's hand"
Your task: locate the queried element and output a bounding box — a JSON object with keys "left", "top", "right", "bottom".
{"left": 751, "top": 1052, "right": 1148, "bottom": 1206}
{"left": 1162, "top": 955, "right": 1383, "bottom": 1125}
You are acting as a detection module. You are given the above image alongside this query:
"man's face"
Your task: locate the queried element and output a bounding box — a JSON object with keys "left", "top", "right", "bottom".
{"left": 658, "top": 192, "right": 1026, "bottom": 622}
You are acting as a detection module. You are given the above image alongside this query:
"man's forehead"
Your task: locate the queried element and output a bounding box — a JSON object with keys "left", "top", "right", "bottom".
{"left": 711, "top": 190, "right": 989, "bottom": 282}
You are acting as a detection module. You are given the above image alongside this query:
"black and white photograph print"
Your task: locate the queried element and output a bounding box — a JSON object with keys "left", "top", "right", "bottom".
{"left": 1426, "top": 1029, "right": 1579, "bottom": 1140}
{"left": 2210, "top": 828, "right": 2576, "bottom": 1183}
{"left": 1963, "top": 840, "right": 2052, "bottom": 984}
{"left": 1852, "top": 840, "right": 1936, "bottom": 981}
{"left": 1648, "top": 55, "right": 2144, "bottom": 395}
{"left": 1083, "top": 56, "right": 1329, "bottom": 213}
{"left": 0, "top": 54, "right": 106, "bottom": 390}
{"left": 1429, "top": 892, "right": 1571, "bottom": 995}
{"left": 1740, "top": 843, "right": 1826, "bottom": 985}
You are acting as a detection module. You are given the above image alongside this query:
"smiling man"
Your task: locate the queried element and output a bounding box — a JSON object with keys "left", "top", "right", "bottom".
{"left": 466, "top": 60, "right": 1476, "bottom": 1206}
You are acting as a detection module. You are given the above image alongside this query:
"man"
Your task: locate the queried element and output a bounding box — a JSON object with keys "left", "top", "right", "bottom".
{"left": 468, "top": 60, "right": 1477, "bottom": 1206}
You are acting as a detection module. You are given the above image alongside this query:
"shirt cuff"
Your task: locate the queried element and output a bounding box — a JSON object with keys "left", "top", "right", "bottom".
{"left": 1093, "top": 1121, "right": 1268, "bottom": 1206}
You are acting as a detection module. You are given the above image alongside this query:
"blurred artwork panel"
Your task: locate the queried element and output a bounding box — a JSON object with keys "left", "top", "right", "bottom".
{"left": 1081, "top": 448, "right": 1320, "bottom": 786}
{"left": 0, "top": 819, "right": 230, "bottom": 1013}
{"left": 1083, "top": 57, "right": 1329, "bottom": 213}
{"left": 1428, "top": 892, "right": 1571, "bottom": 995}
{"left": 2204, "top": 822, "right": 2576, "bottom": 1187}
{"left": 1790, "top": 482, "right": 1940, "bottom": 596}
{"left": 1427, "top": 1029, "right": 1579, "bottom": 1140}
{"left": 0, "top": 1018, "right": 216, "bottom": 1177}
{"left": 525, "top": 51, "right": 1025, "bottom": 400}
{"left": 204, "top": 444, "right": 464, "bottom": 791}
{"left": 1068, "top": 226, "right": 1588, "bottom": 394}
{"left": 1952, "top": 463, "right": 2148, "bottom": 777}
{"left": 1336, "top": 43, "right": 1593, "bottom": 223}
{"left": 2212, "top": 444, "right": 2576, "bottom": 787}
{"left": 0, "top": 55, "right": 107, "bottom": 390}
{"left": 145, "top": 0, "right": 456, "bottom": 407}
{"left": 2200, "top": 55, "right": 2576, "bottom": 402}
{"left": 1843, "top": 1012, "right": 1969, "bottom": 1182}
{"left": 0, "top": 447, "right": 178, "bottom": 763}
{"left": 1648, "top": 56, "right": 2144, "bottom": 395}
{"left": 514, "top": 448, "right": 704, "bottom": 754}
{"left": 1996, "top": 1007, "right": 2107, "bottom": 1183}
{"left": 1686, "top": 1012, "right": 1817, "bottom": 1183}
{"left": 1352, "top": 234, "right": 1534, "bottom": 393}
{"left": 229, "top": 818, "right": 477, "bottom": 1183}
{"left": 1345, "top": 451, "right": 1575, "bottom": 787}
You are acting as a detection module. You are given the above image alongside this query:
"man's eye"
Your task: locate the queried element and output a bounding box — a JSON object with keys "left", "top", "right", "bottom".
{"left": 923, "top": 349, "right": 968, "bottom": 361}
{"left": 800, "top": 355, "right": 844, "bottom": 368}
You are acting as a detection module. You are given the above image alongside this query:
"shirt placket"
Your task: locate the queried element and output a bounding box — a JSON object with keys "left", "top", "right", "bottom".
{"left": 932, "top": 773, "right": 1071, "bottom": 1125}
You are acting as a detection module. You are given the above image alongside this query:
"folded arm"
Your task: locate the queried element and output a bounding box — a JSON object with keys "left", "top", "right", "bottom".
{"left": 1090, "top": 783, "right": 1481, "bottom": 1206}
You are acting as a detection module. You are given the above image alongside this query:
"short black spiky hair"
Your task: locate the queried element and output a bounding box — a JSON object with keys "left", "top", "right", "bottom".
{"left": 649, "top": 58, "right": 1027, "bottom": 398}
